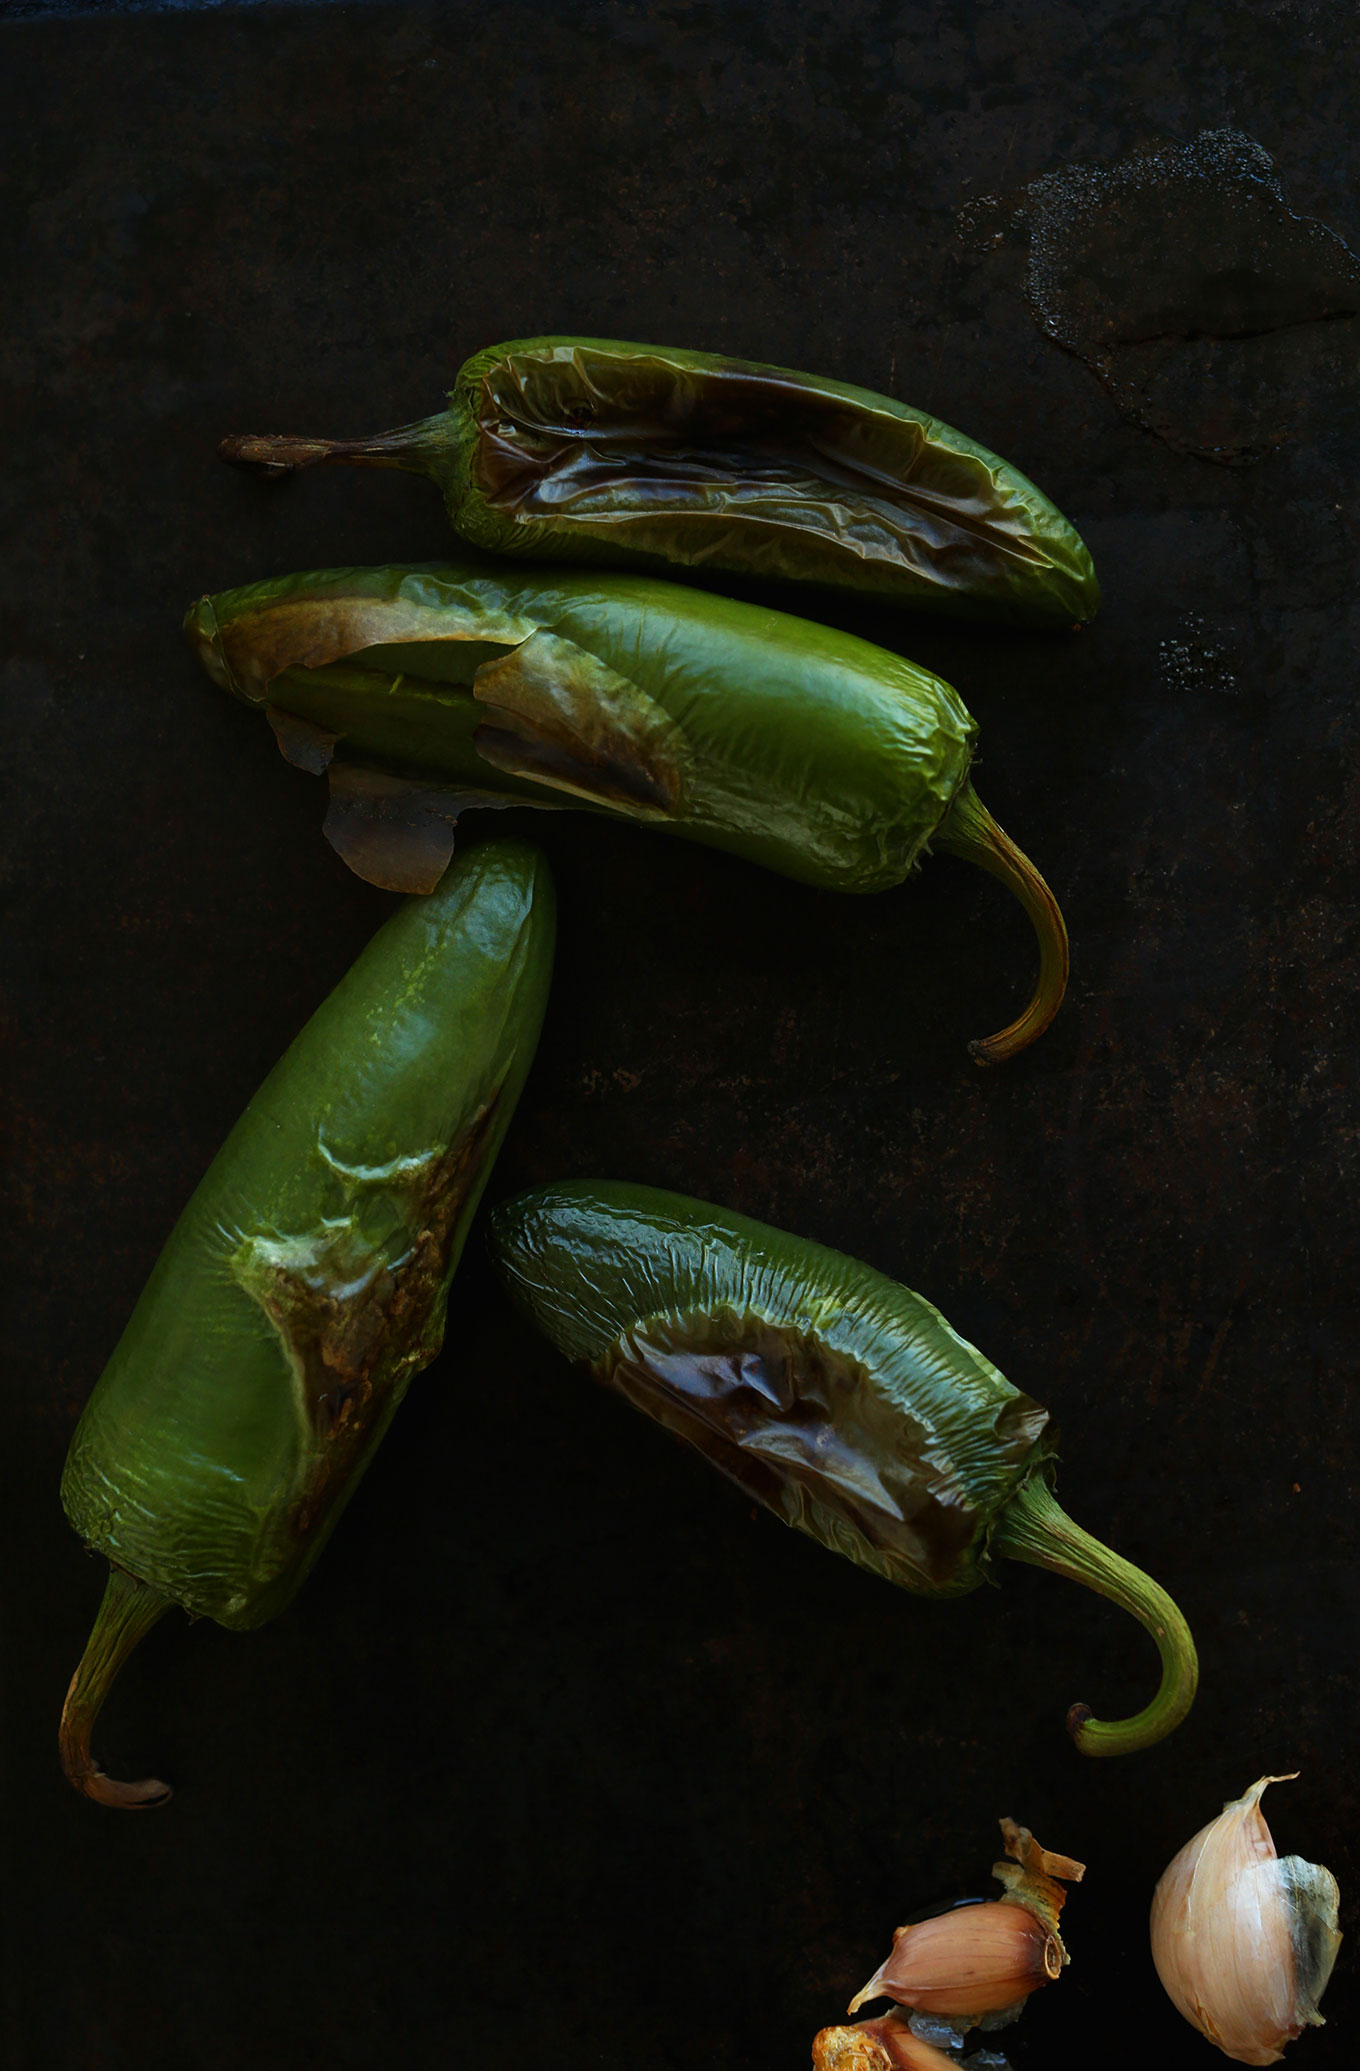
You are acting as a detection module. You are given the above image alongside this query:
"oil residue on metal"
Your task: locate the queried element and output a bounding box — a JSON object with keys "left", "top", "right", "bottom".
{"left": 1159, "top": 616, "right": 1241, "bottom": 699}
{"left": 961, "top": 130, "right": 1360, "bottom": 463}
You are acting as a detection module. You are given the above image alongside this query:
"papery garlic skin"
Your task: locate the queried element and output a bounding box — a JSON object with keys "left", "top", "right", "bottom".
{"left": 1150, "top": 1775, "right": 1342, "bottom": 2066}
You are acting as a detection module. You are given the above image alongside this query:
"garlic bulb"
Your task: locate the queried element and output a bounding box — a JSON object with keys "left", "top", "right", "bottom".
{"left": 1150, "top": 1775, "right": 1341, "bottom": 2065}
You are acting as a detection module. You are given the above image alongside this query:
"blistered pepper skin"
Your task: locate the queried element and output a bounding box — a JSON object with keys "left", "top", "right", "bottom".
{"left": 490, "top": 1180, "right": 1050, "bottom": 1599}
{"left": 186, "top": 560, "right": 1068, "bottom": 1065}
{"left": 60, "top": 841, "right": 555, "bottom": 1804}
{"left": 188, "top": 559, "right": 975, "bottom": 893}
{"left": 220, "top": 336, "right": 1100, "bottom": 629}
{"left": 489, "top": 1181, "right": 1200, "bottom": 1757}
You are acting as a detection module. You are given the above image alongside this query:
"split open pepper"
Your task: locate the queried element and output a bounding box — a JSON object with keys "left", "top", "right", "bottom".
{"left": 489, "top": 1181, "right": 1199, "bottom": 1757}
{"left": 185, "top": 559, "right": 1068, "bottom": 1065}
{"left": 60, "top": 840, "right": 555, "bottom": 1807}
{"left": 218, "top": 337, "right": 1099, "bottom": 627}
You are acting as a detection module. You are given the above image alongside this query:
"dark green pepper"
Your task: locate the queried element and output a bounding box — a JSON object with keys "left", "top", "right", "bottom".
{"left": 488, "top": 1181, "right": 1199, "bottom": 1757}
{"left": 186, "top": 560, "right": 1068, "bottom": 1065}
{"left": 218, "top": 336, "right": 1099, "bottom": 628}
{"left": 60, "top": 841, "right": 555, "bottom": 1807}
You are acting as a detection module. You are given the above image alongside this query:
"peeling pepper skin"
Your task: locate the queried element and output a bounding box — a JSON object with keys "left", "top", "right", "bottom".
{"left": 186, "top": 560, "right": 1068, "bottom": 1066}
{"left": 489, "top": 1181, "right": 1199, "bottom": 1757}
{"left": 219, "top": 336, "right": 1100, "bottom": 629}
{"left": 60, "top": 840, "right": 556, "bottom": 1807}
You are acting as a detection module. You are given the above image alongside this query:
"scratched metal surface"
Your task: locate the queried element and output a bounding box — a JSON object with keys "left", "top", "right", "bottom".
{"left": 2, "top": 3, "right": 1357, "bottom": 2066}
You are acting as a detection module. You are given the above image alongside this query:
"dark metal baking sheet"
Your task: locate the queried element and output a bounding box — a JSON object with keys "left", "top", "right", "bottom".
{"left": 3, "top": 3, "right": 1356, "bottom": 2065}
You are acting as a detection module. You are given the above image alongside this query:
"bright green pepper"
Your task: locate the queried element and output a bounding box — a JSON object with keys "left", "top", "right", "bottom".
{"left": 217, "top": 336, "right": 1099, "bottom": 628}
{"left": 60, "top": 841, "right": 555, "bottom": 1807}
{"left": 488, "top": 1181, "right": 1199, "bottom": 1758}
{"left": 185, "top": 559, "right": 1068, "bottom": 1065}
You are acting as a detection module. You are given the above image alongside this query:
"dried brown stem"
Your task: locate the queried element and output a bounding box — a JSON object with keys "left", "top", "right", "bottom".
{"left": 932, "top": 780, "right": 1070, "bottom": 1065}
{"left": 60, "top": 1566, "right": 173, "bottom": 1809}
{"left": 217, "top": 414, "right": 445, "bottom": 479}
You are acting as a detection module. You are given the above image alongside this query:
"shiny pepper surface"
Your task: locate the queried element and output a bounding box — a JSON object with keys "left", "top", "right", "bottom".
{"left": 490, "top": 1181, "right": 1199, "bottom": 1758}
{"left": 186, "top": 559, "right": 1067, "bottom": 1065}
{"left": 60, "top": 840, "right": 555, "bottom": 1806}
{"left": 220, "top": 337, "right": 1099, "bottom": 629}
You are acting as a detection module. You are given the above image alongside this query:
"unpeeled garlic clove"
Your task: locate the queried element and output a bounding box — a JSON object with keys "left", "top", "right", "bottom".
{"left": 813, "top": 2016, "right": 1015, "bottom": 2070}
{"left": 848, "top": 1900, "right": 1062, "bottom": 2019}
{"left": 1150, "top": 1774, "right": 1342, "bottom": 2065}
{"left": 847, "top": 1819, "right": 1082, "bottom": 2026}
{"left": 813, "top": 2014, "right": 957, "bottom": 2069}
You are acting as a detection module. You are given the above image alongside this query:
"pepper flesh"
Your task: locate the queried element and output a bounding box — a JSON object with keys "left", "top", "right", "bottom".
{"left": 218, "top": 336, "right": 1099, "bottom": 628}
{"left": 186, "top": 559, "right": 1068, "bottom": 1066}
{"left": 487, "top": 1181, "right": 1199, "bottom": 1756}
{"left": 60, "top": 840, "right": 556, "bottom": 1806}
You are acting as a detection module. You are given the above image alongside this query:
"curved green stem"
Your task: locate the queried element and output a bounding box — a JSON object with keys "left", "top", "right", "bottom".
{"left": 932, "top": 780, "right": 1069, "bottom": 1066}
{"left": 991, "top": 1474, "right": 1198, "bottom": 1757}
{"left": 217, "top": 413, "right": 447, "bottom": 480}
{"left": 60, "top": 1567, "right": 174, "bottom": 1809}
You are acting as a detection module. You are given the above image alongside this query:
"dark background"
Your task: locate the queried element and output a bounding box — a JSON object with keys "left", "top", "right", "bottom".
{"left": 3, "top": 1, "right": 1357, "bottom": 2065}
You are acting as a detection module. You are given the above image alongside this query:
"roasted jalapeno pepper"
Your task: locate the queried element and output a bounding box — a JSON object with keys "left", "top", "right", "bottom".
{"left": 488, "top": 1181, "right": 1199, "bottom": 1757}
{"left": 186, "top": 560, "right": 1068, "bottom": 1065}
{"left": 60, "top": 840, "right": 556, "bottom": 1807}
{"left": 218, "top": 336, "right": 1099, "bottom": 628}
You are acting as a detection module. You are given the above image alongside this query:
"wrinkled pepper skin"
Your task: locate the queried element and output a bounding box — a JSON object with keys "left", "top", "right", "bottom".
{"left": 186, "top": 560, "right": 1068, "bottom": 1066}
{"left": 220, "top": 337, "right": 1100, "bottom": 629}
{"left": 489, "top": 1181, "right": 1199, "bottom": 1757}
{"left": 60, "top": 840, "right": 555, "bottom": 1807}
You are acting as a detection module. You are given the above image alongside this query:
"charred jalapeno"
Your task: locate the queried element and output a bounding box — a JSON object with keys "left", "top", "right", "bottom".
{"left": 60, "top": 840, "right": 555, "bottom": 1808}
{"left": 186, "top": 560, "right": 1068, "bottom": 1066}
{"left": 218, "top": 336, "right": 1099, "bottom": 628}
{"left": 488, "top": 1181, "right": 1199, "bottom": 1757}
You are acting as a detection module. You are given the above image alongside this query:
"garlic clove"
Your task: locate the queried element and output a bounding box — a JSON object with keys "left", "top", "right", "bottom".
{"left": 813, "top": 2016, "right": 1015, "bottom": 2070}
{"left": 847, "top": 1819, "right": 1081, "bottom": 2025}
{"left": 813, "top": 2015, "right": 958, "bottom": 2069}
{"left": 813, "top": 2027, "right": 884, "bottom": 2071}
{"left": 848, "top": 1899, "right": 1062, "bottom": 2018}
{"left": 1150, "top": 1774, "right": 1342, "bottom": 2066}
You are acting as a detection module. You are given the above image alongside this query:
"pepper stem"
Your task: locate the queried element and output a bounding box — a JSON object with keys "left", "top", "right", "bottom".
{"left": 932, "top": 780, "right": 1069, "bottom": 1065}
{"left": 217, "top": 413, "right": 448, "bottom": 480}
{"left": 990, "top": 1474, "right": 1198, "bottom": 1757}
{"left": 59, "top": 1567, "right": 174, "bottom": 1809}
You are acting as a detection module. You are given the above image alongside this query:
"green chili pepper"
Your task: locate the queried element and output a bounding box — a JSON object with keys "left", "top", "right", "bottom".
{"left": 488, "top": 1181, "right": 1199, "bottom": 1758}
{"left": 60, "top": 841, "right": 556, "bottom": 1808}
{"left": 185, "top": 560, "right": 1068, "bottom": 1066}
{"left": 217, "top": 337, "right": 1099, "bottom": 629}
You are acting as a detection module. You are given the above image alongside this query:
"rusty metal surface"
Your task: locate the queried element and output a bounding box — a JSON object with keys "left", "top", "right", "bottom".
{"left": 2, "top": 2, "right": 1357, "bottom": 2065}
